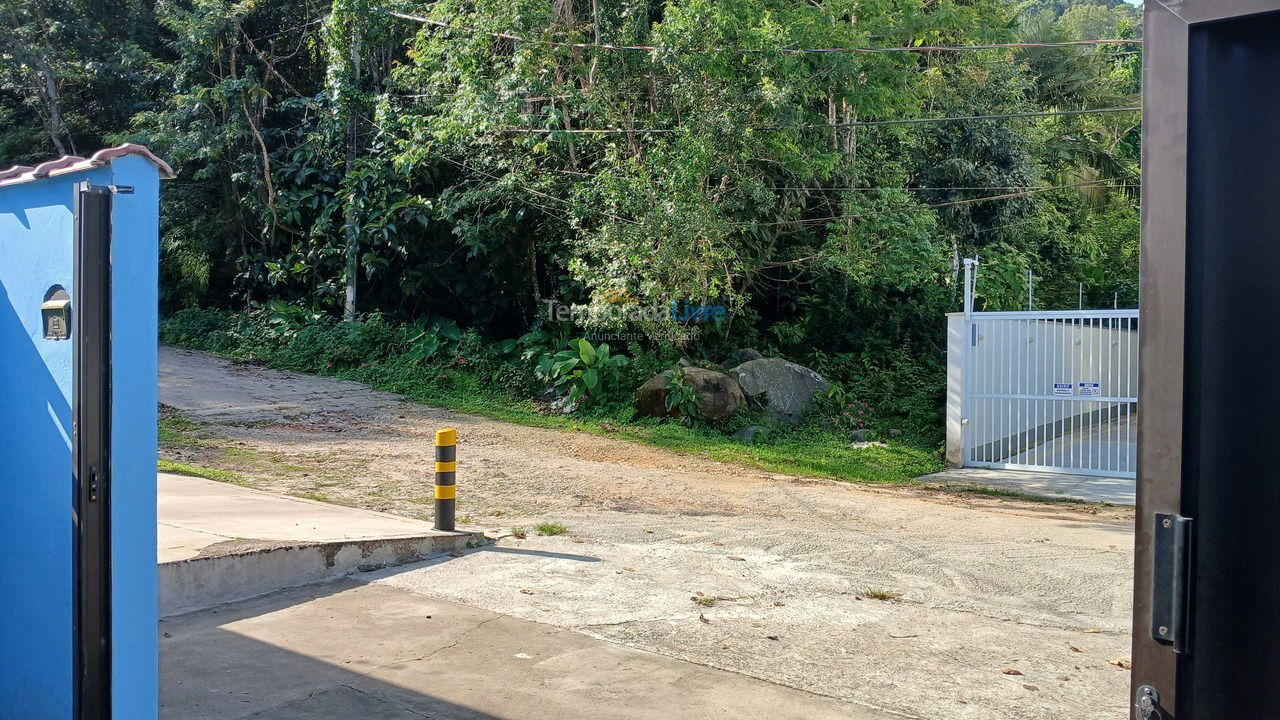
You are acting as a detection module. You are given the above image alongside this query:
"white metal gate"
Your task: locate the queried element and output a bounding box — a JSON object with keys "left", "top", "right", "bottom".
{"left": 953, "top": 257, "right": 1139, "bottom": 478}
{"left": 962, "top": 309, "right": 1139, "bottom": 477}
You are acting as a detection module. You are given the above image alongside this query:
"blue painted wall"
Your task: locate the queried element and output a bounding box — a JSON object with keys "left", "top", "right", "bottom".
{"left": 0, "top": 155, "right": 159, "bottom": 718}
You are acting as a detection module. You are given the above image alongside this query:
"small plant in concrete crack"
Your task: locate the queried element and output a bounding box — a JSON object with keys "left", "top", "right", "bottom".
{"left": 863, "top": 587, "right": 901, "bottom": 602}
{"left": 691, "top": 593, "right": 716, "bottom": 607}
{"left": 535, "top": 522, "right": 569, "bottom": 536}
{"left": 511, "top": 527, "right": 528, "bottom": 539}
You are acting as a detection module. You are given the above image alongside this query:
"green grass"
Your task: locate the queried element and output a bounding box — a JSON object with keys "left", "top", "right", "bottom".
{"left": 327, "top": 362, "right": 943, "bottom": 485}
{"left": 159, "top": 309, "right": 945, "bottom": 487}
{"left": 158, "top": 458, "right": 249, "bottom": 485}
{"left": 218, "top": 355, "right": 940, "bottom": 485}
{"left": 863, "top": 587, "right": 902, "bottom": 602}
{"left": 158, "top": 412, "right": 207, "bottom": 448}
{"left": 290, "top": 490, "right": 333, "bottom": 503}
{"left": 153, "top": 310, "right": 1118, "bottom": 508}
{"left": 535, "top": 522, "right": 569, "bottom": 536}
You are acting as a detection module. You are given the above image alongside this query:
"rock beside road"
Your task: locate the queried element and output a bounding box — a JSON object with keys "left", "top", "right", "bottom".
{"left": 729, "top": 358, "right": 829, "bottom": 425}
{"left": 636, "top": 368, "right": 747, "bottom": 421}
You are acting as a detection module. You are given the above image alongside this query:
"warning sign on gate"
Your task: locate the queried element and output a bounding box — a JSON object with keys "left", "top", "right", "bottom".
{"left": 1053, "top": 383, "right": 1073, "bottom": 396}
{"left": 1078, "top": 382, "right": 1101, "bottom": 397}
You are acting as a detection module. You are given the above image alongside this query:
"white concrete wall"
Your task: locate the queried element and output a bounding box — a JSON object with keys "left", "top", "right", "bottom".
{"left": 947, "top": 313, "right": 1138, "bottom": 465}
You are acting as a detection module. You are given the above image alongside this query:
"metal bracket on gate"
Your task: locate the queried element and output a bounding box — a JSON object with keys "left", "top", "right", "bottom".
{"left": 1152, "top": 513, "right": 1194, "bottom": 654}
{"left": 1135, "top": 685, "right": 1166, "bottom": 720}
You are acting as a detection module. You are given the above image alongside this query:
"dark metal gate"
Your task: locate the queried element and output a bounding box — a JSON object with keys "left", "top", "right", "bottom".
{"left": 1134, "top": 3, "right": 1280, "bottom": 718}
{"left": 73, "top": 182, "right": 113, "bottom": 720}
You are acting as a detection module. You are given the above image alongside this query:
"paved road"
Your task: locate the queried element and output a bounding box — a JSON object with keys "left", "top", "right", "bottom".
{"left": 159, "top": 346, "right": 1137, "bottom": 720}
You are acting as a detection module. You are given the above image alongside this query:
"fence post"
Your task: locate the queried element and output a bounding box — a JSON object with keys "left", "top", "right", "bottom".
{"left": 959, "top": 258, "right": 980, "bottom": 467}
{"left": 434, "top": 428, "right": 456, "bottom": 531}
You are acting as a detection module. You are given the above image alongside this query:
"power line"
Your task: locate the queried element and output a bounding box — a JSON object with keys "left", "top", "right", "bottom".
{"left": 534, "top": 167, "right": 1139, "bottom": 192}
{"left": 737, "top": 180, "right": 1123, "bottom": 228}
{"left": 386, "top": 10, "right": 1142, "bottom": 55}
{"left": 480, "top": 106, "right": 1140, "bottom": 135}
{"left": 443, "top": 158, "right": 644, "bottom": 227}
{"left": 362, "top": 106, "right": 1131, "bottom": 227}
{"left": 767, "top": 183, "right": 1140, "bottom": 192}
{"left": 817, "top": 106, "right": 1140, "bottom": 128}
{"left": 385, "top": 49, "right": 1143, "bottom": 102}
{"left": 246, "top": 15, "right": 327, "bottom": 44}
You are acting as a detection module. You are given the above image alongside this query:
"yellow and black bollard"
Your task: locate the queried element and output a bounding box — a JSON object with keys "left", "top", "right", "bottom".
{"left": 434, "top": 427, "right": 457, "bottom": 531}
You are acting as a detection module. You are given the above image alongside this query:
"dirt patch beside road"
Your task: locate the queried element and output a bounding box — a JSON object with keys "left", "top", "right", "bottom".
{"left": 160, "top": 346, "right": 1135, "bottom": 720}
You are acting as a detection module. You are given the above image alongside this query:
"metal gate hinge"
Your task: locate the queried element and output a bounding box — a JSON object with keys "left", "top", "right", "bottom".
{"left": 1152, "top": 513, "right": 1193, "bottom": 653}
{"left": 1135, "top": 685, "right": 1165, "bottom": 720}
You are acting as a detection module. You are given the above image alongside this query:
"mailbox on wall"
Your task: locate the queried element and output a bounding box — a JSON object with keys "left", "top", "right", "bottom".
{"left": 0, "top": 145, "right": 173, "bottom": 719}
{"left": 43, "top": 286, "right": 71, "bottom": 340}
{"left": 1134, "top": 2, "right": 1280, "bottom": 718}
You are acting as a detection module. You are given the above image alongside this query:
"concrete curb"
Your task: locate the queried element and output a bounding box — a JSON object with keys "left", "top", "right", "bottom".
{"left": 160, "top": 531, "right": 488, "bottom": 617}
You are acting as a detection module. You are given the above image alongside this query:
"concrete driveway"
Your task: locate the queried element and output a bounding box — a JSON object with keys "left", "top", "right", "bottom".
{"left": 159, "top": 346, "right": 1137, "bottom": 720}
{"left": 162, "top": 579, "right": 890, "bottom": 720}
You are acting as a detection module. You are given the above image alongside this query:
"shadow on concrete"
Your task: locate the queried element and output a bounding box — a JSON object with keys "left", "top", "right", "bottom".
{"left": 475, "top": 545, "right": 600, "bottom": 563}
{"left": 161, "top": 578, "right": 505, "bottom": 720}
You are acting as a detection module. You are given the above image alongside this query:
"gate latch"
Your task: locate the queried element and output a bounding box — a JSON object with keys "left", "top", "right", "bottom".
{"left": 1135, "top": 685, "right": 1165, "bottom": 720}
{"left": 1152, "top": 513, "right": 1193, "bottom": 653}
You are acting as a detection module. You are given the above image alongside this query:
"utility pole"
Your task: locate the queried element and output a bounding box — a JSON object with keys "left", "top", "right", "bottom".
{"left": 328, "top": 0, "right": 365, "bottom": 322}
{"left": 342, "top": 21, "right": 361, "bottom": 322}
{"left": 963, "top": 257, "right": 979, "bottom": 316}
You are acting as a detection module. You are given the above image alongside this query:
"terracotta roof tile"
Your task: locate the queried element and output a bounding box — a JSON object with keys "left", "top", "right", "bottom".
{"left": 0, "top": 165, "right": 34, "bottom": 182}
{"left": 0, "top": 143, "right": 176, "bottom": 188}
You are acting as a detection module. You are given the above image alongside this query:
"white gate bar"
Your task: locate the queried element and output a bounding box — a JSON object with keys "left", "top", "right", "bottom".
{"left": 974, "top": 309, "right": 1138, "bottom": 319}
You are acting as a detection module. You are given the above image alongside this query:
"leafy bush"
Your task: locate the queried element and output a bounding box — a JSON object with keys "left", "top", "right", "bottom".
{"left": 662, "top": 367, "right": 703, "bottom": 426}
{"left": 535, "top": 338, "right": 630, "bottom": 407}
{"left": 406, "top": 316, "right": 463, "bottom": 364}
{"left": 834, "top": 401, "right": 873, "bottom": 433}
{"left": 160, "top": 306, "right": 941, "bottom": 450}
{"left": 807, "top": 346, "right": 944, "bottom": 444}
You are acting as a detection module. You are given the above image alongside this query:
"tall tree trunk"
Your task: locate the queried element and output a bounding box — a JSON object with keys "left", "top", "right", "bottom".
{"left": 341, "top": 15, "right": 363, "bottom": 322}
{"left": 32, "top": 55, "right": 70, "bottom": 156}
{"left": 344, "top": 117, "right": 359, "bottom": 321}
{"left": 5, "top": 30, "right": 72, "bottom": 156}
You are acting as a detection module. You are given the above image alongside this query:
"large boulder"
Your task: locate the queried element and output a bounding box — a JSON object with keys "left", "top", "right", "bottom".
{"left": 636, "top": 367, "right": 747, "bottom": 421}
{"left": 729, "top": 358, "right": 829, "bottom": 424}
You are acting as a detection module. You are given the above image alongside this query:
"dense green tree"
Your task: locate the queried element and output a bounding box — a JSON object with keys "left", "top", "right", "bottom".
{"left": 0, "top": 0, "right": 1143, "bottom": 435}
{"left": 0, "top": 0, "right": 160, "bottom": 160}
